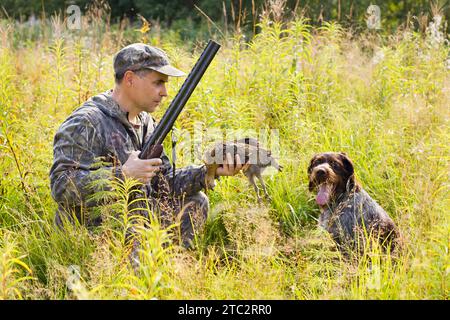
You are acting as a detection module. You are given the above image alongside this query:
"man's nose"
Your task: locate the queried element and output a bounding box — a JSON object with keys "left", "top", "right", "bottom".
{"left": 160, "top": 84, "right": 168, "bottom": 97}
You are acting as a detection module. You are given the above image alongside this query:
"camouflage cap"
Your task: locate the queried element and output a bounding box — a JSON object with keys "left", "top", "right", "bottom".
{"left": 113, "top": 43, "right": 185, "bottom": 77}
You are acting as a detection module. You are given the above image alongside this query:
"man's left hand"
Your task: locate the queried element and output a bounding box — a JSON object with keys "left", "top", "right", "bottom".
{"left": 215, "top": 153, "right": 250, "bottom": 177}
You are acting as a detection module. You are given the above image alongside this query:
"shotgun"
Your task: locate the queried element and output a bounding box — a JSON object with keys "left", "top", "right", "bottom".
{"left": 139, "top": 40, "right": 221, "bottom": 160}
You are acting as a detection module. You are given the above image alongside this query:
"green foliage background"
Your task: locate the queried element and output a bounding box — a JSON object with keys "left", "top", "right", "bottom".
{"left": 0, "top": 1, "right": 449, "bottom": 300}
{"left": 2, "top": 0, "right": 449, "bottom": 33}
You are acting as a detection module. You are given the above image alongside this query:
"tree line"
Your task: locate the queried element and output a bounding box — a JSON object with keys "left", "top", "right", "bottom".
{"left": 1, "top": 0, "right": 448, "bottom": 33}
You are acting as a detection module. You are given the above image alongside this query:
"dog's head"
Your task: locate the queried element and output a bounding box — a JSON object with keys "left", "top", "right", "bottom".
{"left": 307, "top": 152, "right": 360, "bottom": 206}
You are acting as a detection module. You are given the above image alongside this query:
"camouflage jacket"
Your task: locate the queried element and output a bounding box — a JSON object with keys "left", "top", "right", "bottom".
{"left": 50, "top": 90, "right": 207, "bottom": 226}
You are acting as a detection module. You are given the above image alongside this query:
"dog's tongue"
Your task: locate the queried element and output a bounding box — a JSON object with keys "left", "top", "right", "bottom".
{"left": 316, "top": 184, "right": 331, "bottom": 206}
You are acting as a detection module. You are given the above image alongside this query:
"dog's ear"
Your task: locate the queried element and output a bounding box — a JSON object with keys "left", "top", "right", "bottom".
{"left": 339, "top": 152, "right": 358, "bottom": 191}
{"left": 307, "top": 155, "right": 317, "bottom": 175}
{"left": 307, "top": 155, "right": 317, "bottom": 191}
{"left": 339, "top": 152, "right": 354, "bottom": 176}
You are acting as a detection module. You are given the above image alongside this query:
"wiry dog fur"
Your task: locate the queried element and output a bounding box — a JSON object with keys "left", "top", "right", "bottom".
{"left": 307, "top": 152, "right": 399, "bottom": 253}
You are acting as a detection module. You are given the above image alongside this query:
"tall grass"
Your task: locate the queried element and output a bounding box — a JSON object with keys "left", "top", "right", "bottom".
{"left": 0, "top": 6, "right": 448, "bottom": 299}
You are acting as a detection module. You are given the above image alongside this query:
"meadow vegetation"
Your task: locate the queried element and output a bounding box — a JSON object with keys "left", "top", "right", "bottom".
{"left": 0, "top": 4, "right": 448, "bottom": 299}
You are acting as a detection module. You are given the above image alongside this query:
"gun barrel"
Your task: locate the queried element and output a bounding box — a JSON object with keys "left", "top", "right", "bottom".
{"left": 140, "top": 40, "right": 221, "bottom": 159}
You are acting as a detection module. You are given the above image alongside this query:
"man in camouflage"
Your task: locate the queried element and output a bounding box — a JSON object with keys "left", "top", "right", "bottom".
{"left": 50, "top": 43, "right": 246, "bottom": 248}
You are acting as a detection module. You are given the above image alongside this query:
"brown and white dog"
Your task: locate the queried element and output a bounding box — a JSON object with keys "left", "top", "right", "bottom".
{"left": 307, "top": 152, "right": 399, "bottom": 253}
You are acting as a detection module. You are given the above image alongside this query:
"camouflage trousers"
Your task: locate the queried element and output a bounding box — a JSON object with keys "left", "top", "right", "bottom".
{"left": 126, "top": 190, "right": 209, "bottom": 270}
{"left": 151, "top": 191, "right": 209, "bottom": 247}
{"left": 175, "top": 191, "right": 210, "bottom": 247}
{"left": 55, "top": 191, "right": 209, "bottom": 247}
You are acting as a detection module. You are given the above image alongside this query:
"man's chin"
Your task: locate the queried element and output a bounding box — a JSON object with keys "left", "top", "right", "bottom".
{"left": 146, "top": 104, "right": 159, "bottom": 113}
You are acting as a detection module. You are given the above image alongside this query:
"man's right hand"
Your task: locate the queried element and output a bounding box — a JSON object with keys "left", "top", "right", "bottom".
{"left": 121, "top": 151, "right": 163, "bottom": 183}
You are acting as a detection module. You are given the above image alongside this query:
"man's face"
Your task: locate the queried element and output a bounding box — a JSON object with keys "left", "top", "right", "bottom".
{"left": 127, "top": 70, "right": 169, "bottom": 113}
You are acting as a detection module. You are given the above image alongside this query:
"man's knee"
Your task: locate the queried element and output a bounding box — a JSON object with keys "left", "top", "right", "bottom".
{"left": 184, "top": 191, "right": 209, "bottom": 216}
{"left": 178, "top": 191, "right": 209, "bottom": 247}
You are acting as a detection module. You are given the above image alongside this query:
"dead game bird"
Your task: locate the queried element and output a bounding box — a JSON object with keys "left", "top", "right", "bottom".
{"left": 204, "top": 138, "right": 283, "bottom": 202}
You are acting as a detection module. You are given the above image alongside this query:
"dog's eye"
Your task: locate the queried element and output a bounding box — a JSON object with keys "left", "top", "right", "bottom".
{"left": 313, "top": 159, "right": 323, "bottom": 166}
{"left": 330, "top": 161, "right": 338, "bottom": 168}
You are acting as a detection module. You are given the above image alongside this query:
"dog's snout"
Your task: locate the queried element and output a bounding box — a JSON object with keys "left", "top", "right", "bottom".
{"left": 313, "top": 167, "right": 327, "bottom": 179}
{"left": 311, "top": 164, "right": 330, "bottom": 182}
{"left": 313, "top": 169, "right": 327, "bottom": 182}
{"left": 316, "top": 168, "right": 326, "bottom": 176}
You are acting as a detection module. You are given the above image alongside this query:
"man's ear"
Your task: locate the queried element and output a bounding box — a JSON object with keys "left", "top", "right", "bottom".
{"left": 123, "top": 70, "right": 134, "bottom": 86}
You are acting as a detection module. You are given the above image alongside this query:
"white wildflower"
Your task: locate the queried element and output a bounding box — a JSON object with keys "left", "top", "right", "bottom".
{"left": 426, "top": 15, "right": 445, "bottom": 47}
{"left": 371, "top": 49, "right": 385, "bottom": 65}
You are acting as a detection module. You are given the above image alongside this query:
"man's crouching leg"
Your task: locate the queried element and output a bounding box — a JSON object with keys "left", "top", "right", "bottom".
{"left": 177, "top": 191, "right": 209, "bottom": 248}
